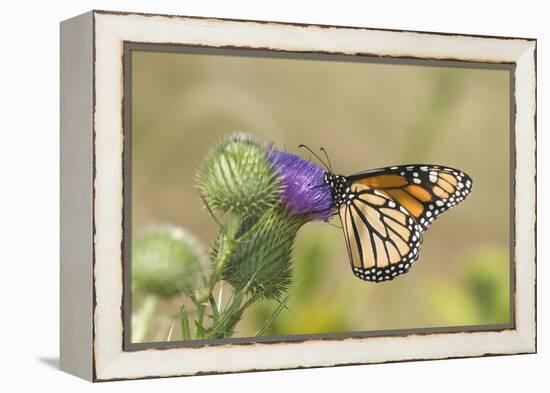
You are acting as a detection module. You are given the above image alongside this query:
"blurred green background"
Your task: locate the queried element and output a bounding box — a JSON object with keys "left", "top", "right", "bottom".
{"left": 130, "top": 48, "right": 511, "bottom": 343}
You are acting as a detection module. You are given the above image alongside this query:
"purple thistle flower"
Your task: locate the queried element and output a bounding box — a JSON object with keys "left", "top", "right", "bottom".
{"left": 266, "top": 147, "right": 335, "bottom": 221}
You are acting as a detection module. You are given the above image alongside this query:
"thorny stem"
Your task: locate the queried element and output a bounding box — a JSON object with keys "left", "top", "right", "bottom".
{"left": 204, "top": 282, "right": 258, "bottom": 339}
{"left": 193, "top": 235, "right": 236, "bottom": 338}
{"left": 180, "top": 306, "right": 191, "bottom": 340}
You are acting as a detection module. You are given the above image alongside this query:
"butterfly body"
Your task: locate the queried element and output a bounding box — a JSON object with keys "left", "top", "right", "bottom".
{"left": 323, "top": 164, "right": 473, "bottom": 283}
{"left": 324, "top": 173, "right": 353, "bottom": 207}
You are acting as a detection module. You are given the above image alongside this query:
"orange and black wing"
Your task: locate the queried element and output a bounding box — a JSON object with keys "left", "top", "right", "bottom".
{"left": 339, "top": 184, "right": 423, "bottom": 282}
{"left": 348, "top": 164, "right": 473, "bottom": 232}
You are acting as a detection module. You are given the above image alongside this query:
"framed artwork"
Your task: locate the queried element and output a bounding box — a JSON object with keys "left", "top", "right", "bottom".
{"left": 60, "top": 10, "right": 537, "bottom": 381}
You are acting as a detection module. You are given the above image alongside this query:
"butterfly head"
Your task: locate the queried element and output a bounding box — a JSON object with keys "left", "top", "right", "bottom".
{"left": 324, "top": 172, "right": 352, "bottom": 208}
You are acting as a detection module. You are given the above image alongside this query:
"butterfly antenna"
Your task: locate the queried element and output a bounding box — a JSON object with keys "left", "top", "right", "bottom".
{"left": 298, "top": 144, "right": 330, "bottom": 171}
{"left": 320, "top": 147, "right": 333, "bottom": 172}
{"left": 324, "top": 221, "right": 342, "bottom": 230}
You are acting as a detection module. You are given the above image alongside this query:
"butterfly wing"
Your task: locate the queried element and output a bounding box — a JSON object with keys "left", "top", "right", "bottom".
{"left": 348, "top": 164, "right": 473, "bottom": 232}
{"left": 339, "top": 184, "right": 423, "bottom": 282}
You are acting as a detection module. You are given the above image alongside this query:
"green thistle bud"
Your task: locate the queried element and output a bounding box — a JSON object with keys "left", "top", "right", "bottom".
{"left": 196, "top": 133, "right": 280, "bottom": 217}
{"left": 132, "top": 225, "right": 205, "bottom": 298}
{"left": 222, "top": 208, "right": 305, "bottom": 300}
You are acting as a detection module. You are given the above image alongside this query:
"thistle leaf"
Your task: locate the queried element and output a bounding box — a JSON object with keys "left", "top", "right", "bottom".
{"left": 255, "top": 295, "right": 290, "bottom": 336}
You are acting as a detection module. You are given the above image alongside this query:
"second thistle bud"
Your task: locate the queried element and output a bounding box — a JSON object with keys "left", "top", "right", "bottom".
{"left": 132, "top": 225, "right": 205, "bottom": 298}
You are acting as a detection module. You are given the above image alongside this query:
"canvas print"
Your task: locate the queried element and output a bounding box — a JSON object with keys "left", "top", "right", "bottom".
{"left": 127, "top": 47, "right": 511, "bottom": 345}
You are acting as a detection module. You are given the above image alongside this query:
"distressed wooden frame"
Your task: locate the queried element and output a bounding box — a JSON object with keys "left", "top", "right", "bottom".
{"left": 60, "top": 10, "right": 537, "bottom": 382}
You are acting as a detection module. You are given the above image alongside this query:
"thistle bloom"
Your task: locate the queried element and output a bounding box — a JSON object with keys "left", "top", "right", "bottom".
{"left": 267, "top": 147, "right": 334, "bottom": 221}
{"left": 196, "top": 135, "right": 336, "bottom": 300}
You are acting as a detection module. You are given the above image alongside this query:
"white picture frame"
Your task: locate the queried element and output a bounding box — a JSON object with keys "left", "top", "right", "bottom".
{"left": 60, "top": 10, "right": 536, "bottom": 381}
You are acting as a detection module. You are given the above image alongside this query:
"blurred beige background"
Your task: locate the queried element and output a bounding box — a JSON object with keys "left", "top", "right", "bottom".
{"left": 131, "top": 48, "right": 511, "bottom": 342}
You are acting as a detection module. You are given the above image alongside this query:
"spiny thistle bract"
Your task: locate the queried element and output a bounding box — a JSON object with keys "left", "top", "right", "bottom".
{"left": 132, "top": 225, "right": 205, "bottom": 298}
{"left": 221, "top": 208, "right": 306, "bottom": 300}
{"left": 196, "top": 133, "right": 280, "bottom": 217}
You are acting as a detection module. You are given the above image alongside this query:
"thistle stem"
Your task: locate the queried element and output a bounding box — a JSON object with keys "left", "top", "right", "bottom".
{"left": 132, "top": 295, "right": 158, "bottom": 343}
{"left": 193, "top": 235, "right": 236, "bottom": 338}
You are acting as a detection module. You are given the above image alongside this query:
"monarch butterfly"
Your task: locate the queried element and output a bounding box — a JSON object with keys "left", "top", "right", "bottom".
{"left": 300, "top": 145, "right": 473, "bottom": 283}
